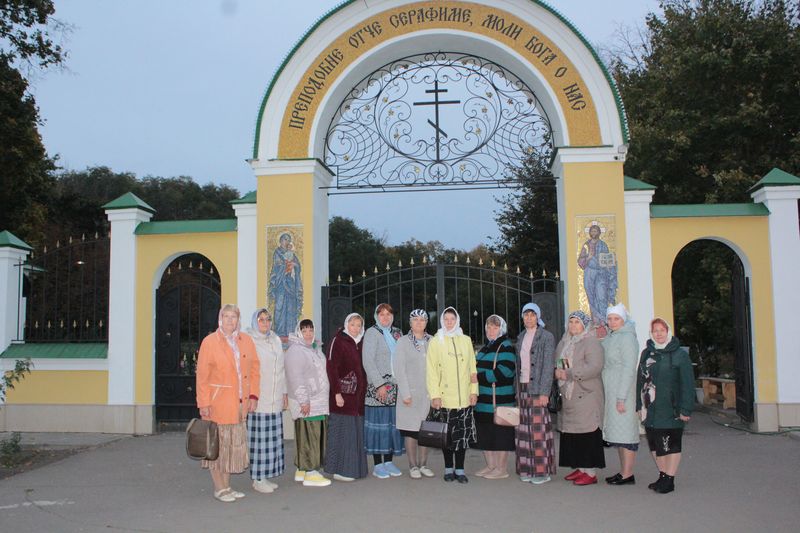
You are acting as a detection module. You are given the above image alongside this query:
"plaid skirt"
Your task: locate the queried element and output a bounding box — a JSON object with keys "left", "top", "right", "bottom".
{"left": 515, "top": 390, "right": 556, "bottom": 477}
{"left": 201, "top": 419, "right": 248, "bottom": 474}
{"left": 247, "top": 412, "right": 285, "bottom": 480}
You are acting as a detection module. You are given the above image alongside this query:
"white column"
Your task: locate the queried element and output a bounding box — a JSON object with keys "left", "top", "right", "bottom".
{"left": 0, "top": 235, "right": 31, "bottom": 353}
{"left": 624, "top": 189, "right": 656, "bottom": 350}
{"left": 312, "top": 164, "right": 332, "bottom": 329}
{"left": 233, "top": 201, "right": 258, "bottom": 316}
{"left": 751, "top": 184, "right": 800, "bottom": 404}
{"left": 105, "top": 207, "right": 153, "bottom": 405}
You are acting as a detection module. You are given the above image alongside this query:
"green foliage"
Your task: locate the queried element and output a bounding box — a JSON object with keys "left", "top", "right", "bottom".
{"left": 492, "top": 149, "right": 559, "bottom": 275}
{"left": 328, "top": 216, "right": 388, "bottom": 280}
{"left": 612, "top": 0, "right": 800, "bottom": 203}
{"left": 0, "top": 432, "right": 22, "bottom": 467}
{"left": 1, "top": 358, "right": 32, "bottom": 403}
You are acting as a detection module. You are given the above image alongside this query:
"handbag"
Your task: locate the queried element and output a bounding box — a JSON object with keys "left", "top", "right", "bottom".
{"left": 548, "top": 378, "right": 563, "bottom": 414}
{"left": 488, "top": 342, "right": 520, "bottom": 427}
{"left": 418, "top": 408, "right": 448, "bottom": 449}
{"left": 186, "top": 418, "right": 219, "bottom": 460}
{"left": 367, "top": 374, "right": 398, "bottom": 405}
{"left": 339, "top": 370, "right": 358, "bottom": 395}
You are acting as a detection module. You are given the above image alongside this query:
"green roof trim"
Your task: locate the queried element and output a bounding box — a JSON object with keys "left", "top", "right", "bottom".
{"left": 748, "top": 168, "right": 800, "bottom": 193}
{"left": 230, "top": 190, "right": 257, "bottom": 204}
{"left": 0, "top": 230, "right": 32, "bottom": 251}
{"left": 650, "top": 203, "right": 770, "bottom": 218}
{"left": 135, "top": 219, "right": 237, "bottom": 235}
{"left": 0, "top": 343, "right": 108, "bottom": 359}
{"left": 624, "top": 176, "right": 657, "bottom": 191}
{"left": 102, "top": 192, "right": 156, "bottom": 213}
{"left": 251, "top": 0, "right": 630, "bottom": 159}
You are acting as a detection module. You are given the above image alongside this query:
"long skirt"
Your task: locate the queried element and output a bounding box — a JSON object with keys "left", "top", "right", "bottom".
{"left": 474, "top": 412, "right": 515, "bottom": 451}
{"left": 364, "top": 406, "right": 405, "bottom": 455}
{"left": 294, "top": 417, "right": 328, "bottom": 471}
{"left": 325, "top": 413, "right": 369, "bottom": 479}
{"left": 202, "top": 420, "right": 248, "bottom": 474}
{"left": 429, "top": 406, "right": 477, "bottom": 451}
{"left": 247, "top": 412, "right": 285, "bottom": 480}
{"left": 559, "top": 428, "right": 606, "bottom": 469}
{"left": 515, "top": 391, "right": 556, "bottom": 477}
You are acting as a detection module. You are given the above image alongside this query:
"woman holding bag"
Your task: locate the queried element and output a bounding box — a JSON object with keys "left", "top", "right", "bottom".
{"left": 426, "top": 306, "right": 478, "bottom": 484}
{"left": 324, "top": 313, "right": 369, "bottom": 481}
{"left": 474, "top": 314, "right": 516, "bottom": 479}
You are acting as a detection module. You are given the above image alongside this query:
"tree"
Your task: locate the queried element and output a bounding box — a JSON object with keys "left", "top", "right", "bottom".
{"left": 611, "top": 0, "right": 800, "bottom": 203}
{"left": 328, "top": 216, "right": 387, "bottom": 280}
{"left": 0, "top": 0, "right": 66, "bottom": 244}
{"left": 492, "top": 149, "right": 559, "bottom": 276}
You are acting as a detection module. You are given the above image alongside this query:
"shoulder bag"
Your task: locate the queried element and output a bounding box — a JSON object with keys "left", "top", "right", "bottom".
{"left": 186, "top": 418, "right": 219, "bottom": 460}
{"left": 491, "top": 342, "right": 520, "bottom": 427}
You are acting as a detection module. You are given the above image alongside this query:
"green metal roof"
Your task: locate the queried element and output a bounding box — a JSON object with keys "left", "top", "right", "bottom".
{"left": 748, "top": 168, "right": 800, "bottom": 193}
{"left": 624, "top": 176, "right": 657, "bottom": 191}
{"left": 0, "top": 343, "right": 108, "bottom": 359}
{"left": 0, "top": 230, "right": 32, "bottom": 251}
{"left": 135, "top": 219, "right": 237, "bottom": 235}
{"left": 230, "top": 190, "right": 257, "bottom": 204}
{"left": 102, "top": 192, "right": 156, "bottom": 213}
{"left": 650, "top": 203, "right": 770, "bottom": 218}
{"left": 251, "top": 0, "right": 630, "bottom": 159}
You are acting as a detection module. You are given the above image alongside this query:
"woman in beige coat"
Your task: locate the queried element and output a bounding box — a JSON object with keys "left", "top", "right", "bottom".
{"left": 553, "top": 310, "right": 605, "bottom": 486}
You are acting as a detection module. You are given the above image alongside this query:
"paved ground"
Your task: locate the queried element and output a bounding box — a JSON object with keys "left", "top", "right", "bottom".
{"left": 0, "top": 411, "right": 798, "bottom": 533}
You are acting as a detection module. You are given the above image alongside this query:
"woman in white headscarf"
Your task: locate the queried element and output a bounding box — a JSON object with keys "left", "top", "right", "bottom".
{"left": 324, "top": 313, "right": 368, "bottom": 481}
{"left": 473, "top": 314, "right": 516, "bottom": 479}
{"left": 426, "top": 306, "right": 478, "bottom": 483}
{"left": 245, "top": 308, "right": 286, "bottom": 494}
{"left": 601, "top": 303, "right": 641, "bottom": 486}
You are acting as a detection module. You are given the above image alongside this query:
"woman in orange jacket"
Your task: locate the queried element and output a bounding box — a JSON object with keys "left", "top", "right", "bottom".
{"left": 196, "top": 304, "right": 261, "bottom": 502}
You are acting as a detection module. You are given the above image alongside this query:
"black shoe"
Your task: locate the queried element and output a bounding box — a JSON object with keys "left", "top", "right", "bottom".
{"left": 608, "top": 475, "right": 635, "bottom": 485}
{"left": 654, "top": 475, "right": 675, "bottom": 494}
{"left": 443, "top": 472, "right": 456, "bottom": 482}
{"left": 648, "top": 472, "right": 667, "bottom": 491}
{"left": 605, "top": 473, "right": 622, "bottom": 483}
{"left": 455, "top": 474, "right": 469, "bottom": 484}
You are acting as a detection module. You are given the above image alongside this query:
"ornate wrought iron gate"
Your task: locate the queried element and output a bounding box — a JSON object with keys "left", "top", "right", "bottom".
{"left": 322, "top": 260, "right": 563, "bottom": 344}
{"left": 155, "top": 255, "right": 220, "bottom": 423}
{"left": 731, "top": 256, "right": 754, "bottom": 422}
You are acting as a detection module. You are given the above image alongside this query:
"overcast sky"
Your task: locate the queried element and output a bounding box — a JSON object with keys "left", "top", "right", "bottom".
{"left": 33, "top": 0, "right": 660, "bottom": 250}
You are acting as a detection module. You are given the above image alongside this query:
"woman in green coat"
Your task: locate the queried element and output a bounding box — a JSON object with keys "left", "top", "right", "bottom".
{"left": 636, "top": 318, "right": 694, "bottom": 494}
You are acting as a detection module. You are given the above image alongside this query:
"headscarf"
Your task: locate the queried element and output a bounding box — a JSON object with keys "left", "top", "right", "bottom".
{"left": 343, "top": 312, "right": 364, "bottom": 344}
{"left": 485, "top": 314, "right": 507, "bottom": 342}
{"left": 556, "top": 310, "right": 593, "bottom": 401}
{"left": 373, "top": 304, "right": 398, "bottom": 355}
{"left": 248, "top": 307, "right": 272, "bottom": 340}
{"left": 521, "top": 302, "right": 545, "bottom": 328}
{"left": 436, "top": 306, "right": 463, "bottom": 341}
{"left": 292, "top": 319, "right": 320, "bottom": 350}
{"left": 606, "top": 303, "right": 628, "bottom": 322}
{"left": 649, "top": 318, "right": 673, "bottom": 350}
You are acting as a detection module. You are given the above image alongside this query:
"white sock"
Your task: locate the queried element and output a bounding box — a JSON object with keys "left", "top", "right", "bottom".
{"left": 580, "top": 468, "right": 596, "bottom": 476}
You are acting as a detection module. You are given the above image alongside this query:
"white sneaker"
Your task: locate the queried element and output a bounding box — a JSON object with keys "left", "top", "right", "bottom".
{"left": 409, "top": 466, "right": 422, "bottom": 479}
{"left": 252, "top": 479, "right": 274, "bottom": 493}
{"left": 333, "top": 473, "right": 355, "bottom": 482}
{"left": 227, "top": 488, "right": 246, "bottom": 499}
{"left": 261, "top": 478, "right": 279, "bottom": 490}
{"left": 213, "top": 489, "right": 236, "bottom": 503}
{"left": 419, "top": 465, "right": 435, "bottom": 478}
{"left": 303, "top": 470, "right": 332, "bottom": 487}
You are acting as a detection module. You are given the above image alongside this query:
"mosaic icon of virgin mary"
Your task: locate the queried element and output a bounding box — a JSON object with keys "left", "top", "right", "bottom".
{"left": 269, "top": 232, "right": 303, "bottom": 337}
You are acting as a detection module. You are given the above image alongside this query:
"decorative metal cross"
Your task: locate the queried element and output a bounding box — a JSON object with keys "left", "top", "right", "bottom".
{"left": 413, "top": 79, "right": 461, "bottom": 161}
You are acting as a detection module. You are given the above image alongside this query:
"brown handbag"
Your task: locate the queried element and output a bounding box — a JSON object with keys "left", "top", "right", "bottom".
{"left": 186, "top": 418, "right": 219, "bottom": 460}
{"left": 490, "top": 343, "right": 520, "bottom": 427}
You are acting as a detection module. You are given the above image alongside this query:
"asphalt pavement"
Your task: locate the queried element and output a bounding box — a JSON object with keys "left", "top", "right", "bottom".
{"left": 0, "top": 410, "right": 798, "bottom": 533}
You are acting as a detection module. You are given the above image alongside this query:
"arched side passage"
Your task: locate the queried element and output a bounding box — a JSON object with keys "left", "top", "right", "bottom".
{"left": 649, "top": 215, "right": 776, "bottom": 411}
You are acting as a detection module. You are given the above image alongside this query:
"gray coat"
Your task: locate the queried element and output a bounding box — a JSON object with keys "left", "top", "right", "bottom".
{"left": 555, "top": 333, "right": 605, "bottom": 433}
{"left": 362, "top": 326, "right": 400, "bottom": 407}
{"left": 515, "top": 327, "right": 556, "bottom": 396}
{"left": 394, "top": 334, "right": 431, "bottom": 432}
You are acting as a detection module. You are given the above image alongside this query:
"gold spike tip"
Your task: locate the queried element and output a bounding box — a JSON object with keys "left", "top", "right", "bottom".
{"left": 199, "top": 262, "right": 203, "bottom": 270}
{"left": 43, "top": 246, "right": 47, "bottom": 253}
{"left": 81, "top": 233, "right": 86, "bottom": 241}
{"left": 99, "top": 320, "right": 104, "bottom": 328}
{"left": 466, "top": 256, "right": 471, "bottom": 264}
{"left": 362, "top": 270, "right": 367, "bottom": 278}
{"left": 85, "top": 320, "right": 90, "bottom": 328}
{"left": 516, "top": 266, "right": 521, "bottom": 274}
{"left": 95, "top": 232, "right": 99, "bottom": 239}
{"left": 410, "top": 258, "right": 415, "bottom": 265}
{"left": 491, "top": 259, "right": 496, "bottom": 268}
{"left": 189, "top": 261, "right": 193, "bottom": 268}
{"left": 543, "top": 269, "right": 547, "bottom": 277}
{"left": 374, "top": 266, "right": 379, "bottom": 273}
{"left": 453, "top": 254, "right": 458, "bottom": 263}
{"left": 422, "top": 256, "right": 428, "bottom": 264}
{"left": 555, "top": 271, "right": 560, "bottom": 279}
{"left": 529, "top": 271, "right": 534, "bottom": 279}
{"left": 69, "top": 236, "right": 73, "bottom": 244}
{"left": 385, "top": 262, "right": 390, "bottom": 271}
{"left": 478, "top": 257, "right": 484, "bottom": 266}
{"left": 178, "top": 263, "right": 182, "bottom": 270}
{"left": 503, "top": 263, "right": 509, "bottom": 271}
{"left": 72, "top": 320, "right": 77, "bottom": 328}
{"left": 398, "top": 260, "right": 403, "bottom": 267}
{"left": 337, "top": 275, "right": 342, "bottom": 282}
{"left": 349, "top": 275, "right": 354, "bottom": 283}
{"left": 209, "top": 267, "right": 215, "bottom": 275}
{"left": 56, "top": 240, "right": 60, "bottom": 248}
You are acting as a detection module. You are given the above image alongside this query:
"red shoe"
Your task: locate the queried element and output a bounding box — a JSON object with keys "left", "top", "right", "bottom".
{"left": 564, "top": 469, "right": 582, "bottom": 481}
{"left": 573, "top": 472, "right": 598, "bottom": 485}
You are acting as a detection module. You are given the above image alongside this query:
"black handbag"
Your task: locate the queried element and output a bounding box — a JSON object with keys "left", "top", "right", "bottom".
{"left": 186, "top": 418, "right": 219, "bottom": 460}
{"left": 548, "top": 378, "right": 563, "bottom": 414}
{"left": 418, "top": 408, "right": 448, "bottom": 449}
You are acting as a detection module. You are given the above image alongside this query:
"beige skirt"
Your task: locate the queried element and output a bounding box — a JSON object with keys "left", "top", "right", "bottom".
{"left": 202, "top": 410, "right": 249, "bottom": 473}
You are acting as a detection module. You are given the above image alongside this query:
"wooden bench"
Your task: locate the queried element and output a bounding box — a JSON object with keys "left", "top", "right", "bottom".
{"left": 700, "top": 376, "right": 736, "bottom": 409}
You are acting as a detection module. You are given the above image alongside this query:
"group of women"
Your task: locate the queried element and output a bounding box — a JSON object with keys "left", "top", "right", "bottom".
{"left": 195, "top": 300, "right": 694, "bottom": 502}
